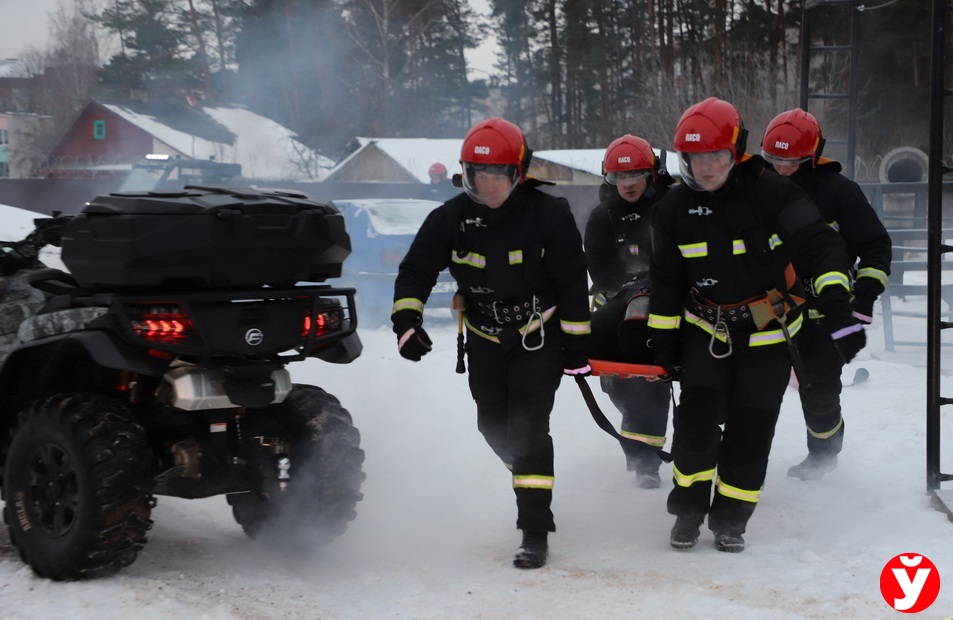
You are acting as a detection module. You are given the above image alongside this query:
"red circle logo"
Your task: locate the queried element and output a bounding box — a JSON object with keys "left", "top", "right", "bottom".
{"left": 880, "top": 553, "right": 941, "bottom": 613}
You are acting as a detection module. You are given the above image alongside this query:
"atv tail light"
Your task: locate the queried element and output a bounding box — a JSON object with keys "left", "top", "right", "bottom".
{"left": 301, "top": 305, "right": 345, "bottom": 338}
{"left": 382, "top": 247, "right": 406, "bottom": 264}
{"left": 127, "top": 304, "right": 197, "bottom": 343}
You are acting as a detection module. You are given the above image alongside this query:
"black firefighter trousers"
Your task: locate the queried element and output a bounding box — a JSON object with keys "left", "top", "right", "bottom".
{"left": 466, "top": 331, "right": 563, "bottom": 533}
{"left": 668, "top": 327, "right": 791, "bottom": 535}
{"left": 795, "top": 316, "right": 846, "bottom": 456}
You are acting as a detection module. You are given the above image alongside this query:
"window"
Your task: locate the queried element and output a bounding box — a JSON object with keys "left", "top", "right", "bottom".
{"left": 0, "top": 129, "right": 7, "bottom": 145}
{"left": 0, "top": 162, "right": 9, "bottom": 177}
{"left": 93, "top": 119, "right": 106, "bottom": 140}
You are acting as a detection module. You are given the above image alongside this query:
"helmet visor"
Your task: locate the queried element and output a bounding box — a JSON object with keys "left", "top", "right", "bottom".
{"left": 678, "top": 149, "right": 734, "bottom": 192}
{"left": 605, "top": 169, "right": 651, "bottom": 186}
{"left": 761, "top": 151, "right": 811, "bottom": 174}
{"left": 462, "top": 163, "right": 519, "bottom": 206}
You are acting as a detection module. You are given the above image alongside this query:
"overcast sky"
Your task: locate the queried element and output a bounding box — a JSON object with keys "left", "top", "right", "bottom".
{"left": 0, "top": 0, "right": 57, "bottom": 59}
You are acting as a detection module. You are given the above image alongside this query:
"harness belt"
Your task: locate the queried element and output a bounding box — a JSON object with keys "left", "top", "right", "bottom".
{"left": 469, "top": 290, "right": 556, "bottom": 325}
{"left": 689, "top": 288, "right": 804, "bottom": 334}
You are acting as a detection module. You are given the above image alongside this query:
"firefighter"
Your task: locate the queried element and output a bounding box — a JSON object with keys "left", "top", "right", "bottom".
{"left": 648, "top": 98, "right": 865, "bottom": 552}
{"left": 584, "top": 135, "right": 676, "bottom": 488}
{"left": 392, "top": 117, "right": 591, "bottom": 569}
{"left": 761, "top": 109, "right": 891, "bottom": 480}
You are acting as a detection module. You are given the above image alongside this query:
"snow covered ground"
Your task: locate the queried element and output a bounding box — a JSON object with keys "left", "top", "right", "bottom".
{"left": 0, "top": 205, "right": 952, "bottom": 618}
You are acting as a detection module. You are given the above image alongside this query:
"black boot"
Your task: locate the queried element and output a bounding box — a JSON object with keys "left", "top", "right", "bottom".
{"left": 713, "top": 531, "right": 745, "bottom": 553}
{"left": 635, "top": 465, "right": 662, "bottom": 489}
{"left": 669, "top": 517, "right": 701, "bottom": 550}
{"left": 513, "top": 530, "right": 548, "bottom": 569}
{"left": 787, "top": 452, "right": 838, "bottom": 481}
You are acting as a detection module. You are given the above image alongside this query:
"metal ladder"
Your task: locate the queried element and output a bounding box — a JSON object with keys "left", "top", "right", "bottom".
{"left": 798, "top": 0, "right": 860, "bottom": 181}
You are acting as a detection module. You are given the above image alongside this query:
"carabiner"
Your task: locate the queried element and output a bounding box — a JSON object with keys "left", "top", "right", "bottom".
{"left": 522, "top": 295, "right": 545, "bottom": 351}
{"left": 709, "top": 306, "right": 733, "bottom": 359}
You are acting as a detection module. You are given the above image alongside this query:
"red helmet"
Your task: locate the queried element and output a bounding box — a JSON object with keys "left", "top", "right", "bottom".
{"left": 602, "top": 135, "right": 660, "bottom": 185}
{"left": 672, "top": 97, "right": 748, "bottom": 161}
{"left": 460, "top": 117, "right": 530, "bottom": 174}
{"left": 459, "top": 117, "right": 531, "bottom": 205}
{"left": 761, "top": 108, "right": 825, "bottom": 167}
{"left": 428, "top": 162, "right": 447, "bottom": 183}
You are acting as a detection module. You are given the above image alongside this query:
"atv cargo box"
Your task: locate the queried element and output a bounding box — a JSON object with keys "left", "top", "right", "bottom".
{"left": 61, "top": 186, "right": 351, "bottom": 289}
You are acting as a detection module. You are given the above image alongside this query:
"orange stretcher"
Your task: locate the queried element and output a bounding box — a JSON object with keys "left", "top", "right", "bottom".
{"left": 588, "top": 359, "right": 666, "bottom": 381}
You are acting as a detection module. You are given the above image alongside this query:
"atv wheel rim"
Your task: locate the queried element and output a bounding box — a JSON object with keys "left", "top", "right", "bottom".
{"left": 26, "top": 443, "right": 80, "bottom": 536}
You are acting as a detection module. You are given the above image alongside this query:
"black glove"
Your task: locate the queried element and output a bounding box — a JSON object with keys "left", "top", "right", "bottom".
{"left": 824, "top": 316, "right": 866, "bottom": 364}
{"left": 851, "top": 294, "right": 876, "bottom": 324}
{"left": 649, "top": 327, "right": 681, "bottom": 381}
{"left": 562, "top": 350, "right": 592, "bottom": 376}
{"left": 397, "top": 326, "right": 432, "bottom": 361}
{"left": 850, "top": 277, "right": 883, "bottom": 325}
{"left": 653, "top": 348, "right": 681, "bottom": 382}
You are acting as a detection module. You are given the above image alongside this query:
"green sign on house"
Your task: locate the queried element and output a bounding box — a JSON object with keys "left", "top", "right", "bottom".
{"left": 93, "top": 119, "right": 106, "bottom": 140}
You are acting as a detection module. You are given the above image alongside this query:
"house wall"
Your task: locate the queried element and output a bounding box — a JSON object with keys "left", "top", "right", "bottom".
{"left": 3, "top": 113, "right": 55, "bottom": 178}
{"left": 326, "top": 148, "right": 420, "bottom": 183}
{"left": 43, "top": 102, "right": 156, "bottom": 175}
{"left": 0, "top": 116, "right": 8, "bottom": 177}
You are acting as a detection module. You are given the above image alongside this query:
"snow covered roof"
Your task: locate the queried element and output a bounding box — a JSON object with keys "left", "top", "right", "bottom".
{"left": 533, "top": 148, "right": 681, "bottom": 177}
{"left": 0, "top": 59, "right": 34, "bottom": 79}
{"left": 327, "top": 138, "right": 463, "bottom": 183}
{"left": 101, "top": 102, "right": 333, "bottom": 181}
{"left": 326, "top": 138, "right": 681, "bottom": 183}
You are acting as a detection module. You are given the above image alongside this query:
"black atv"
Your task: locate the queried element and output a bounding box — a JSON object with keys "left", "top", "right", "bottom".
{"left": 0, "top": 186, "right": 365, "bottom": 580}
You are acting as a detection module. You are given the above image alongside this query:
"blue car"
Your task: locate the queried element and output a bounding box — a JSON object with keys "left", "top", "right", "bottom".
{"left": 332, "top": 198, "right": 457, "bottom": 328}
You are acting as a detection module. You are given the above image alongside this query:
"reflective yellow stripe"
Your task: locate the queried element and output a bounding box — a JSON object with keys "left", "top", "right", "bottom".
{"left": 732, "top": 239, "right": 747, "bottom": 255}
{"left": 520, "top": 306, "right": 556, "bottom": 334}
{"left": 560, "top": 319, "right": 591, "bottom": 335}
{"left": 809, "top": 415, "right": 844, "bottom": 440}
{"left": 648, "top": 313, "right": 681, "bottom": 330}
{"left": 814, "top": 271, "right": 850, "bottom": 294}
{"left": 684, "top": 310, "right": 729, "bottom": 343}
{"left": 673, "top": 464, "right": 716, "bottom": 488}
{"left": 592, "top": 292, "right": 608, "bottom": 307}
{"left": 715, "top": 477, "right": 761, "bottom": 503}
{"left": 619, "top": 431, "right": 666, "bottom": 447}
{"left": 857, "top": 267, "right": 888, "bottom": 287}
{"left": 768, "top": 234, "right": 783, "bottom": 250}
{"left": 829, "top": 220, "right": 841, "bottom": 232}
{"left": 451, "top": 251, "right": 486, "bottom": 269}
{"left": 464, "top": 318, "right": 501, "bottom": 342}
{"left": 509, "top": 250, "right": 523, "bottom": 265}
{"left": 628, "top": 244, "right": 639, "bottom": 256}
{"left": 679, "top": 242, "right": 708, "bottom": 258}
{"left": 513, "top": 474, "right": 554, "bottom": 490}
{"left": 392, "top": 298, "right": 424, "bottom": 314}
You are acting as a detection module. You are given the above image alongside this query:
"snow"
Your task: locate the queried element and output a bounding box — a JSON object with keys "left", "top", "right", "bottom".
{"left": 0, "top": 204, "right": 952, "bottom": 618}
{"left": 332, "top": 198, "right": 442, "bottom": 236}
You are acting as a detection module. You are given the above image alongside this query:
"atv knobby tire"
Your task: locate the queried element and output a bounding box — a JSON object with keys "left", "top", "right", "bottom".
{"left": 3, "top": 394, "right": 155, "bottom": 580}
{"left": 228, "top": 384, "right": 364, "bottom": 547}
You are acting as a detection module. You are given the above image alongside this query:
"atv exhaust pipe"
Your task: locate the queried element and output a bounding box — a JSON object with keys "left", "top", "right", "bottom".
{"left": 162, "top": 366, "right": 292, "bottom": 411}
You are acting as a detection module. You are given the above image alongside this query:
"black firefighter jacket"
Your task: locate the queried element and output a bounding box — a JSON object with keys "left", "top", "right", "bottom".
{"left": 392, "top": 184, "right": 591, "bottom": 365}
{"left": 648, "top": 156, "right": 853, "bottom": 353}
{"left": 585, "top": 179, "right": 673, "bottom": 300}
{"left": 789, "top": 159, "right": 892, "bottom": 309}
